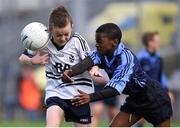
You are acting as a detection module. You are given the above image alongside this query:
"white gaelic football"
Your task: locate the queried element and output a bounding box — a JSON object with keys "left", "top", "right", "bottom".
{"left": 21, "top": 22, "right": 50, "bottom": 51}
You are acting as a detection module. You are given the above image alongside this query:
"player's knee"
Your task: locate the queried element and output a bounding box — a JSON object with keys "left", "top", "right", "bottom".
{"left": 46, "top": 119, "right": 60, "bottom": 127}
{"left": 92, "top": 103, "right": 104, "bottom": 115}
{"left": 46, "top": 114, "right": 61, "bottom": 127}
{"left": 46, "top": 105, "right": 64, "bottom": 127}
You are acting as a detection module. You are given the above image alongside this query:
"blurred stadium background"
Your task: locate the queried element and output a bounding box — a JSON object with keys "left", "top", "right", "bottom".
{"left": 0, "top": 0, "right": 180, "bottom": 126}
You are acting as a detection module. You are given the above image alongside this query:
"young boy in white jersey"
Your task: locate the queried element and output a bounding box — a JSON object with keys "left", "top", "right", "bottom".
{"left": 19, "top": 6, "right": 97, "bottom": 127}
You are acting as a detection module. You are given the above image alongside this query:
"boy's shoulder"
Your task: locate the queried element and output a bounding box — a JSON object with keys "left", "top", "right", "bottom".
{"left": 72, "top": 32, "right": 86, "bottom": 41}
{"left": 137, "top": 49, "right": 161, "bottom": 60}
{"left": 137, "top": 49, "right": 149, "bottom": 59}
{"left": 71, "top": 32, "right": 89, "bottom": 51}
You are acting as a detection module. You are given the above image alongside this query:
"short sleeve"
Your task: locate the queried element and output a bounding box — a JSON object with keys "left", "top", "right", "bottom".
{"left": 160, "top": 73, "right": 169, "bottom": 88}
{"left": 105, "top": 50, "right": 134, "bottom": 94}
{"left": 74, "top": 34, "right": 90, "bottom": 60}
{"left": 23, "top": 49, "right": 37, "bottom": 57}
{"left": 88, "top": 50, "right": 101, "bottom": 65}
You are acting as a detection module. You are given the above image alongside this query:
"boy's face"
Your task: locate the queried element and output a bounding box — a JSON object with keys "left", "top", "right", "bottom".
{"left": 50, "top": 22, "right": 72, "bottom": 46}
{"left": 154, "top": 34, "right": 160, "bottom": 49}
{"left": 95, "top": 33, "right": 117, "bottom": 55}
{"left": 148, "top": 34, "right": 160, "bottom": 51}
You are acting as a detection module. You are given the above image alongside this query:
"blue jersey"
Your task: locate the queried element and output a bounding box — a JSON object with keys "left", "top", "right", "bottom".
{"left": 88, "top": 43, "right": 150, "bottom": 94}
{"left": 137, "top": 49, "right": 168, "bottom": 89}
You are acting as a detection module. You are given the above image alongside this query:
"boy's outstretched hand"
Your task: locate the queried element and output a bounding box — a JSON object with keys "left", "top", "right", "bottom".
{"left": 62, "top": 69, "right": 74, "bottom": 83}
{"left": 71, "top": 90, "right": 90, "bottom": 106}
{"left": 89, "top": 66, "right": 103, "bottom": 77}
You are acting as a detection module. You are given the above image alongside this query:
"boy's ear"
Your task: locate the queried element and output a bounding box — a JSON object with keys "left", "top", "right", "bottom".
{"left": 111, "top": 41, "right": 117, "bottom": 48}
{"left": 48, "top": 27, "right": 52, "bottom": 32}
{"left": 115, "top": 39, "right": 119, "bottom": 44}
{"left": 112, "top": 39, "right": 119, "bottom": 47}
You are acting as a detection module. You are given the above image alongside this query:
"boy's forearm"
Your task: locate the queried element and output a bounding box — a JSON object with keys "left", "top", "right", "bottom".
{"left": 19, "top": 54, "right": 32, "bottom": 65}
{"left": 71, "top": 56, "right": 94, "bottom": 76}
{"left": 90, "top": 87, "right": 119, "bottom": 102}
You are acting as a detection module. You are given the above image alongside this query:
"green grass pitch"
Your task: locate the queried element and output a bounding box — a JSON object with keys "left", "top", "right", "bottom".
{"left": 0, "top": 120, "right": 180, "bottom": 127}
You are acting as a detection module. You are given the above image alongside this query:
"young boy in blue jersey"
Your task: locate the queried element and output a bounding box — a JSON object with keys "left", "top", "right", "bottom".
{"left": 138, "top": 32, "right": 168, "bottom": 90}
{"left": 62, "top": 23, "right": 172, "bottom": 127}
{"left": 135, "top": 31, "right": 174, "bottom": 127}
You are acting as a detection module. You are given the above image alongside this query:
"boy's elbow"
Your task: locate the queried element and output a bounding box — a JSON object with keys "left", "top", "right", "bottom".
{"left": 19, "top": 54, "right": 28, "bottom": 64}
{"left": 19, "top": 55, "right": 22, "bottom": 62}
{"left": 19, "top": 55, "right": 23, "bottom": 62}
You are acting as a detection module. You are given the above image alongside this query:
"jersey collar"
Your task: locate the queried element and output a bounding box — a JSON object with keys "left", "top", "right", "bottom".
{"left": 113, "top": 42, "right": 125, "bottom": 56}
{"left": 104, "top": 43, "right": 124, "bottom": 67}
{"left": 50, "top": 31, "right": 75, "bottom": 51}
{"left": 144, "top": 48, "right": 160, "bottom": 57}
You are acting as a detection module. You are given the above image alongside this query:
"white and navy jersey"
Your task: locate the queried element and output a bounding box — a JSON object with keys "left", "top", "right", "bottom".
{"left": 24, "top": 32, "right": 94, "bottom": 100}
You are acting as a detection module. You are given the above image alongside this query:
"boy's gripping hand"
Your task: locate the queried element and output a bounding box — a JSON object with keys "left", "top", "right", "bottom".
{"left": 71, "top": 90, "right": 90, "bottom": 106}
{"left": 31, "top": 51, "right": 49, "bottom": 65}
{"left": 62, "top": 69, "right": 74, "bottom": 83}
{"left": 19, "top": 51, "right": 49, "bottom": 65}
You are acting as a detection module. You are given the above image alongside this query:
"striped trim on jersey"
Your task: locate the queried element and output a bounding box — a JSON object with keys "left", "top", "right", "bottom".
{"left": 73, "top": 33, "right": 88, "bottom": 52}
{"left": 46, "top": 71, "right": 62, "bottom": 79}
{"left": 55, "top": 78, "right": 93, "bottom": 88}
{"left": 46, "top": 71, "right": 93, "bottom": 88}
{"left": 89, "top": 52, "right": 96, "bottom": 62}
{"left": 108, "top": 48, "right": 134, "bottom": 88}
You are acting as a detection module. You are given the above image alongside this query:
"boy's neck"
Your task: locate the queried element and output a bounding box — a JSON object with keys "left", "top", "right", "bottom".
{"left": 106, "top": 45, "right": 118, "bottom": 61}
{"left": 146, "top": 48, "right": 156, "bottom": 56}
{"left": 51, "top": 38, "right": 66, "bottom": 50}
{"left": 51, "top": 32, "right": 74, "bottom": 51}
{"left": 106, "top": 54, "right": 113, "bottom": 61}
{"left": 108, "top": 43, "right": 119, "bottom": 56}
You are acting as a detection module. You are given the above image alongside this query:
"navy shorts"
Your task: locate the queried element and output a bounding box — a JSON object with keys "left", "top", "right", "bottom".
{"left": 45, "top": 97, "right": 91, "bottom": 124}
{"left": 95, "top": 85, "right": 118, "bottom": 106}
{"left": 121, "top": 80, "right": 173, "bottom": 126}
